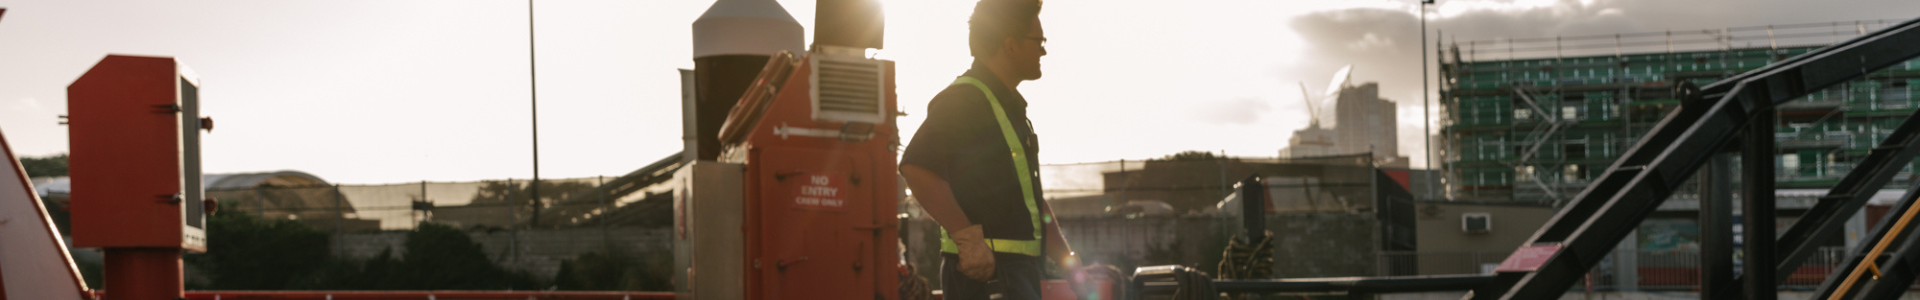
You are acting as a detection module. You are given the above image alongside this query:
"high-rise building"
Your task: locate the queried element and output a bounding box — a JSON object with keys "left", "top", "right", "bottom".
{"left": 1333, "top": 83, "right": 1406, "bottom": 167}
{"left": 1281, "top": 124, "right": 1337, "bottom": 158}
{"left": 1283, "top": 82, "right": 1409, "bottom": 167}
{"left": 1438, "top": 20, "right": 1920, "bottom": 204}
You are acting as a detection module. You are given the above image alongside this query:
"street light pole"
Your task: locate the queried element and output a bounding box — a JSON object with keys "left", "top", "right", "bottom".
{"left": 1420, "top": 0, "right": 1435, "bottom": 201}
{"left": 529, "top": 0, "right": 542, "bottom": 227}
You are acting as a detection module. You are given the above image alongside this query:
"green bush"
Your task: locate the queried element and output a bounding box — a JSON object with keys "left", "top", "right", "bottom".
{"left": 394, "top": 223, "right": 539, "bottom": 289}
{"left": 185, "top": 203, "right": 331, "bottom": 289}
{"left": 552, "top": 245, "right": 671, "bottom": 291}
{"left": 189, "top": 207, "right": 540, "bottom": 290}
{"left": 20, "top": 153, "right": 67, "bottom": 177}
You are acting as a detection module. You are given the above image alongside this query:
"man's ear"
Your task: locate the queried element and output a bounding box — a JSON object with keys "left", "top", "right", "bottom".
{"left": 1000, "top": 36, "right": 1021, "bottom": 55}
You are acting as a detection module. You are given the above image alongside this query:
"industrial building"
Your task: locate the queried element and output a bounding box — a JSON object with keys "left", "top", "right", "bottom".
{"left": 1439, "top": 20, "right": 1920, "bottom": 205}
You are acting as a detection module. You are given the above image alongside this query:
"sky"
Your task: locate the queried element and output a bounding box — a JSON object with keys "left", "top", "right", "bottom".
{"left": 2, "top": 0, "right": 1918, "bottom": 184}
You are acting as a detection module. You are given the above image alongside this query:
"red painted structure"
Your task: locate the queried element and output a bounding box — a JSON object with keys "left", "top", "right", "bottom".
{"left": 715, "top": 50, "right": 900, "bottom": 299}
{"left": 93, "top": 291, "right": 673, "bottom": 300}
{"left": 67, "top": 55, "right": 210, "bottom": 300}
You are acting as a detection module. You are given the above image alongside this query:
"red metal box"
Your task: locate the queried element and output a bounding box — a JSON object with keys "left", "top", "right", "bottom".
{"left": 66, "top": 55, "right": 206, "bottom": 251}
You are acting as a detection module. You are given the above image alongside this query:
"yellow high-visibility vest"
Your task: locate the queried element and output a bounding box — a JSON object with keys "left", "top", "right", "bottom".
{"left": 938, "top": 76, "right": 1044, "bottom": 257}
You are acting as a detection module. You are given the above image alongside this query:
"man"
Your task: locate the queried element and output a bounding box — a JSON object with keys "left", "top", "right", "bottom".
{"left": 899, "top": 0, "right": 1074, "bottom": 299}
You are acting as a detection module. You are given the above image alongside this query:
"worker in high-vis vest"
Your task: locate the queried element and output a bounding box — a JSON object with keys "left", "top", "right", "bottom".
{"left": 899, "top": 0, "right": 1075, "bottom": 299}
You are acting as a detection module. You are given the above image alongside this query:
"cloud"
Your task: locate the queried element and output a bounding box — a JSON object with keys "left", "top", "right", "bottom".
{"left": 7, "top": 98, "right": 47, "bottom": 116}
{"left": 1190, "top": 97, "right": 1272, "bottom": 125}
{"left": 1347, "top": 33, "right": 1396, "bottom": 51}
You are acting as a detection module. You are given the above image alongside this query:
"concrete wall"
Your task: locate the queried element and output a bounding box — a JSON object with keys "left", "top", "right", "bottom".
{"left": 1415, "top": 203, "right": 1554, "bottom": 252}
{"left": 1410, "top": 202, "right": 1555, "bottom": 275}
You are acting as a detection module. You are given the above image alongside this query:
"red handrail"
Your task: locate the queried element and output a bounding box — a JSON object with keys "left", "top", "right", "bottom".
{"left": 90, "top": 290, "right": 675, "bottom": 300}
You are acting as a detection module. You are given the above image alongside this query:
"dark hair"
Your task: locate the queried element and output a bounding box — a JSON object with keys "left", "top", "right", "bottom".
{"left": 968, "top": 0, "right": 1042, "bottom": 58}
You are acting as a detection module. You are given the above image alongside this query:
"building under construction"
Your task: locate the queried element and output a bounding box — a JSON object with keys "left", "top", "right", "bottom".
{"left": 1440, "top": 20, "right": 1920, "bottom": 204}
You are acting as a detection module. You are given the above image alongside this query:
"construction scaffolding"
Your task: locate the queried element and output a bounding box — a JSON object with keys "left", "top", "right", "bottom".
{"left": 1440, "top": 19, "right": 1920, "bottom": 204}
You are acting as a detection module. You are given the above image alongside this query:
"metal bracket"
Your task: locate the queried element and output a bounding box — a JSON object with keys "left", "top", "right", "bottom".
{"left": 772, "top": 122, "right": 875, "bottom": 141}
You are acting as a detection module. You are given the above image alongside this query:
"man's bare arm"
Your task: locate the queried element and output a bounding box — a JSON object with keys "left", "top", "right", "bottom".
{"left": 901, "top": 163, "right": 972, "bottom": 231}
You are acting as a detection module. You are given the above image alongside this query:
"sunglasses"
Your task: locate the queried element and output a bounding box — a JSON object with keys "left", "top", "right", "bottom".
{"left": 1021, "top": 36, "right": 1048, "bottom": 46}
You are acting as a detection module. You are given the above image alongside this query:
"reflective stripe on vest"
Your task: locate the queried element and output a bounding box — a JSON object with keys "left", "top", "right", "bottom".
{"left": 939, "top": 76, "right": 1044, "bottom": 257}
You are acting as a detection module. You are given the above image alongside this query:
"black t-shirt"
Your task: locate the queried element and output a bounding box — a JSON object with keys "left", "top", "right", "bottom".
{"left": 902, "top": 61, "right": 1044, "bottom": 242}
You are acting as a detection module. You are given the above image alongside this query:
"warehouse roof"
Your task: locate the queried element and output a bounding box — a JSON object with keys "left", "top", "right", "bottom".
{"left": 33, "top": 170, "right": 332, "bottom": 197}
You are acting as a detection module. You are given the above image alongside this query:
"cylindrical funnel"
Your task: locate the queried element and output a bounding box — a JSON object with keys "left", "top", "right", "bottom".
{"left": 816, "top": 0, "right": 884, "bottom": 49}
{"left": 693, "top": 0, "right": 804, "bottom": 58}
{"left": 688, "top": 0, "right": 804, "bottom": 161}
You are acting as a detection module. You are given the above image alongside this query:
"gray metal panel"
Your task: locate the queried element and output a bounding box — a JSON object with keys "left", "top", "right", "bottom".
{"left": 680, "top": 69, "right": 699, "bottom": 163}
{"left": 674, "top": 161, "right": 744, "bottom": 300}
{"left": 178, "top": 65, "right": 206, "bottom": 252}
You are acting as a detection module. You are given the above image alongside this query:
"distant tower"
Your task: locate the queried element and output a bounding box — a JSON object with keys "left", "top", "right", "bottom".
{"left": 687, "top": 0, "right": 805, "bottom": 161}
{"left": 1332, "top": 83, "right": 1406, "bottom": 167}
{"left": 1281, "top": 124, "right": 1338, "bottom": 158}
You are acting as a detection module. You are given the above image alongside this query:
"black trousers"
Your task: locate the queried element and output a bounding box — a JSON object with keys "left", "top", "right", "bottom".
{"left": 940, "top": 252, "right": 1043, "bottom": 300}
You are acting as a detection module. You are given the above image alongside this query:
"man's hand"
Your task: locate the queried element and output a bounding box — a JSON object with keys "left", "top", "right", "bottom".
{"left": 1063, "top": 255, "right": 1091, "bottom": 299}
{"left": 950, "top": 224, "right": 997, "bottom": 281}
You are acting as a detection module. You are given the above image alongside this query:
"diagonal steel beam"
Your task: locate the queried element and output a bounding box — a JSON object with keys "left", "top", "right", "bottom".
{"left": 1853, "top": 188, "right": 1920, "bottom": 299}
{"left": 1716, "top": 97, "right": 1920, "bottom": 298}
{"left": 1510, "top": 88, "right": 1563, "bottom": 162}
{"left": 1510, "top": 87, "right": 1572, "bottom": 202}
{"left": 1472, "top": 16, "right": 1920, "bottom": 300}
{"left": 1512, "top": 87, "right": 1553, "bottom": 125}
{"left": 1810, "top": 180, "right": 1920, "bottom": 300}
{"left": 1470, "top": 79, "right": 1751, "bottom": 300}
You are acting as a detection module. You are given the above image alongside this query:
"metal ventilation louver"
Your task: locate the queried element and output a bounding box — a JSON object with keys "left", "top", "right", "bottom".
{"left": 810, "top": 54, "right": 886, "bottom": 124}
{"left": 1462, "top": 213, "right": 1492, "bottom": 234}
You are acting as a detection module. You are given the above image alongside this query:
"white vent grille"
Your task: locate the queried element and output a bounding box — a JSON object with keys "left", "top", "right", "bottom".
{"left": 810, "top": 55, "right": 886, "bottom": 123}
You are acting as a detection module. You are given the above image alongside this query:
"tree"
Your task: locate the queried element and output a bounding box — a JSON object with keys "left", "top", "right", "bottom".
{"left": 21, "top": 154, "right": 73, "bottom": 237}
{"left": 1156, "top": 150, "right": 1220, "bottom": 162}
{"left": 19, "top": 153, "right": 68, "bottom": 178}
{"left": 290, "top": 223, "right": 540, "bottom": 290}
{"left": 552, "top": 245, "right": 671, "bottom": 291}
{"left": 467, "top": 180, "right": 595, "bottom": 228}
{"left": 398, "top": 223, "right": 539, "bottom": 289}
{"left": 185, "top": 201, "right": 331, "bottom": 289}
{"left": 187, "top": 205, "right": 541, "bottom": 290}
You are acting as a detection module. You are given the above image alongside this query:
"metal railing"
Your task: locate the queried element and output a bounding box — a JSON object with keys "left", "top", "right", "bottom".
{"left": 1376, "top": 248, "right": 1858, "bottom": 291}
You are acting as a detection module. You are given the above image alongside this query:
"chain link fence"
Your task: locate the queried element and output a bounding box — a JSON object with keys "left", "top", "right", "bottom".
{"left": 197, "top": 175, "right": 667, "bottom": 233}
{"left": 33, "top": 153, "right": 1435, "bottom": 289}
